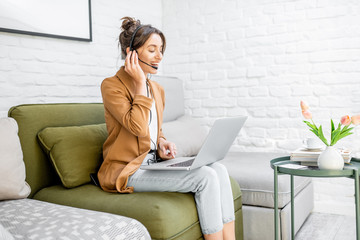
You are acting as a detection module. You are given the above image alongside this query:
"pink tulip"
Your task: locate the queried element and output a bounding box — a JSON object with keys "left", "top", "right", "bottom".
{"left": 351, "top": 115, "right": 360, "bottom": 125}
{"left": 300, "top": 101, "right": 309, "bottom": 111}
{"left": 340, "top": 115, "right": 351, "bottom": 126}
{"left": 302, "top": 110, "right": 312, "bottom": 119}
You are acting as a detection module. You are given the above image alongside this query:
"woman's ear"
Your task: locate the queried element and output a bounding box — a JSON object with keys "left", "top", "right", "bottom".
{"left": 126, "top": 47, "right": 130, "bottom": 54}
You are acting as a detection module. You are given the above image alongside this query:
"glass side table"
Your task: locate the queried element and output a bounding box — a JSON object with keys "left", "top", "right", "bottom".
{"left": 270, "top": 156, "right": 360, "bottom": 240}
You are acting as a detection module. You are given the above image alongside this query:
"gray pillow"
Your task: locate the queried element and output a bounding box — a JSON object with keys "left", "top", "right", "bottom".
{"left": 162, "top": 115, "right": 208, "bottom": 157}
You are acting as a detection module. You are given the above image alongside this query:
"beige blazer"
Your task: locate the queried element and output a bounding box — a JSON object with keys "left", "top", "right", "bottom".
{"left": 98, "top": 67, "right": 166, "bottom": 193}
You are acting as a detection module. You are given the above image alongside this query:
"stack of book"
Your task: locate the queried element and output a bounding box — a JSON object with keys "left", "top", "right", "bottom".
{"left": 290, "top": 147, "right": 352, "bottom": 166}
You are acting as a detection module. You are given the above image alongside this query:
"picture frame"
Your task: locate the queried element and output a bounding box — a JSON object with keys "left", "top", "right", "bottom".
{"left": 0, "top": 0, "right": 92, "bottom": 42}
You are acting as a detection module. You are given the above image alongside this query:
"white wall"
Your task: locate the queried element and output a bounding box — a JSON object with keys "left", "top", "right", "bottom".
{"left": 1, "top": 0, "right": 360, "bottom": 216}
{"left": 0, "top": 0, "right": 162, "bottom": 117}
{"left": 161, "top": 0, "right": 360, "bottom": 216}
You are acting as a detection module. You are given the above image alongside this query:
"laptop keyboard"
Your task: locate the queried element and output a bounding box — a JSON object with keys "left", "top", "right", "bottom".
{"left": 168, "top": 158, "right": 195, "bottom": 167}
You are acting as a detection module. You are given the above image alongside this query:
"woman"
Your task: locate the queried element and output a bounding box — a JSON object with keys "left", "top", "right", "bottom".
{"left": 98, "top": 16, "right": 236, "bottom": 240}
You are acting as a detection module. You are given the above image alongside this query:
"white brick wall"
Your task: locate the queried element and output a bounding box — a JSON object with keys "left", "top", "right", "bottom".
{"left": 0, "top": 0, "right": 162, "bottom": 117}
{"left": 1, "top": 0, "right": 360, "bottom": 217}
{"left": 162, "top": 0, "right": 360, "bottom": 216}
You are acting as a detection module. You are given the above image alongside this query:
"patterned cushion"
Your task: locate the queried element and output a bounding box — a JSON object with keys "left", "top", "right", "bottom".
{"left": 0, "top": 199, "right": 150, "bottom": 240}
{"left": 0, "top": 223, "right": 14, "bottom": 240}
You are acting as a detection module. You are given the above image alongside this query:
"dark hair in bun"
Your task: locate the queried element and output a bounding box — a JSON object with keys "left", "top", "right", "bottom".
{"left": 119, "top": 17, "right": 166, "bottom": 58}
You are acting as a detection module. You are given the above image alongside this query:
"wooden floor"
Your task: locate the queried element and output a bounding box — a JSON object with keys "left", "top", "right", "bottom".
{"left": 296, "top": 212, "right": 356, "bottom": 240}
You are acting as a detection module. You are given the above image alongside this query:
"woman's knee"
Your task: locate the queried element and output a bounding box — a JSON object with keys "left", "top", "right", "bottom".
{"left": 209, "top": 162, "right": 229, "bottom": 177}
{"left": 198, "top": 165, "right": 218, "bottom": 177}
{"left": 194, "top": 166, "right": 220, "bottom": 189}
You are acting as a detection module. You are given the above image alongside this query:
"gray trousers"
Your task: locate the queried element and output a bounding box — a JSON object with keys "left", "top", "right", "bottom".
{"left": 127, "top": 160, "right": 235, "bottom": 235}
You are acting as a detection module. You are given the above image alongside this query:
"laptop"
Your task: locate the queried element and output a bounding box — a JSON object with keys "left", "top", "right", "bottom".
{"left": 140, "top": 116, "right": 247, "bottom": 171}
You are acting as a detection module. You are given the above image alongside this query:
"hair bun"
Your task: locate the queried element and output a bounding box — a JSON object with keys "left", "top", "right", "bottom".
{"left": 121, "top": 16, "right": 141, "bottom": 31}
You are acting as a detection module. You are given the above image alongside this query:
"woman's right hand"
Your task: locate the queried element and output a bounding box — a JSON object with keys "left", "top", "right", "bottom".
{"left": 124, "top": 49, "right": 147, "bottom": 95}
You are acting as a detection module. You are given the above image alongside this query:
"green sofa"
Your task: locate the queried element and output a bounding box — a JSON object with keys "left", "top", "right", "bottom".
{"left": 8, "top": 78, "right": 243, "bottom": 240}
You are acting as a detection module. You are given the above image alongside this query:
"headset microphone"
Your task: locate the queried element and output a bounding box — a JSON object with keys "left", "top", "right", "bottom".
{"left": 138, "top": 57, "right": 158, "bottom": 70}
{"left": 129, "top": 25, "right": 158, "bottom": 70}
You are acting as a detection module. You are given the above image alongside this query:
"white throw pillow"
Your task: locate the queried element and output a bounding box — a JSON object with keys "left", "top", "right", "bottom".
{"left": 162, "top": 115, "right": 208, "bottom": 157}
{"left": 0, "top": 118, "right": 30, "bottom": 200}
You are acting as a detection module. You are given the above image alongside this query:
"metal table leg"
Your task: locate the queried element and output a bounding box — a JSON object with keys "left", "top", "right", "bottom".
{"left": 290, "top": 175, "right": 295, "bottom": 240}
{"left": 274, "top": 165, "right": 279, "bottom": 240}
{"left": 291, "top": 175, "right": 294, "bottom": 240}
{"left": 354, "top": 169, "right": 360, "bottom": 240}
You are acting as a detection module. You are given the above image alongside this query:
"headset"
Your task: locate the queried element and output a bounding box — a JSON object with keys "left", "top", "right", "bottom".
{"left": 129, "top": 25, "right": 161, "bottom": 163}
{"left": 129, "top": 25, "right": 158, "bottom": 70}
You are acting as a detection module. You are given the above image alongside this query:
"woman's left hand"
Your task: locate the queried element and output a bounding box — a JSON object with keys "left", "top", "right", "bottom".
{"left": 158, "top": 138, "right": 177, "bottom": 160}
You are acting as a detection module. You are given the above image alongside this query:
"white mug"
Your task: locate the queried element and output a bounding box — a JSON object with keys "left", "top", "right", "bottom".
{"left": 303, "top": 137, "right": 323, "bottom": 149}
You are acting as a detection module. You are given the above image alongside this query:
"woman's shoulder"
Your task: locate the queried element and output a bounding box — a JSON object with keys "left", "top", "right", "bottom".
{"left": 101, "top": 75, "right": 128, "bottom": 97}
{"left": 102, "top": 68, "right": 129, "bottom": 86}
{"left": 102, "top": 75, "right": 120, "bottom": 84}
{"left": 102, "top": 72, "right": 126, "bottom": 88}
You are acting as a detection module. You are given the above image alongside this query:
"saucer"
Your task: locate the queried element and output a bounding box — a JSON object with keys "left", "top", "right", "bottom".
{"left": 303, "top": 146, "right": 324, "bottom": 151}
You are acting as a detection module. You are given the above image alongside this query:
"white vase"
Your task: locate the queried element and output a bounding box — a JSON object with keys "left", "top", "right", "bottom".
{"left": 317, "top": 146, "right": 344, "bottom": 170}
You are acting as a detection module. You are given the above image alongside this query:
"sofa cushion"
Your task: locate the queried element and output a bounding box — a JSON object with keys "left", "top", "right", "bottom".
{"left": 33, "top": 177, "right": 242, "bottom": 240}
{"left": 34, "top": 184, "right": 201, "bottom": 239}
{"left": 0, "top": 118, "right": 31, "bottom": 200}
{"left": 0, "top": 199, "right": 151, "bottom": 240}
{"left": 0, "top": 223, "right": 14, "bottom": 240}
{"left": 220, "top": 152, "right": 312, "bottom": 208}
{"left": 152, "top": 75, "right": 185, "bottom": 122}
{"left": 162, "top": 115, "right": 207, "bottom": 157}
{"left": 37, "top": 123, "right": 107, "bottom": 188}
